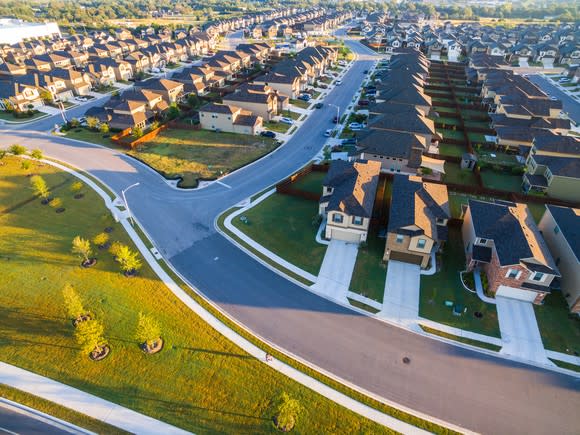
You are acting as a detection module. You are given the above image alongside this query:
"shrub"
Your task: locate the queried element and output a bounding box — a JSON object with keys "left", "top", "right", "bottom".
{"left": 75, "top": 319, "right": 107, "bottom": 356}
{"left": 99, "top": 123, "right": 109, "bottom": 134}
{"left": 113, "top": 244, "right": 142, "bottom": 273}
{"left": 274, "top": 392, "right": 302, "bottom": 431}
{"left": 9, "top": 144, "right": 26, "bottom": 155}
{"left": 21, "top": 160, "right": 31, "bottom": 170}
{"left": 49, "top": 197, "right": 63, "bottom": 208}
{"left": 30, "top": 175, "right": 50, "bottom": 200}
{"left": 86, "top": 116, "right": 99, "bottom": 130}
{"left": 92, "top": 232, "right": 109, "bottom": 247}
{"left": 135, "top": 312, "right": 161, "bottom": 348}
{"left": 70, "top": 181, "right": 84, "bottom": 192}
{"left": 108, "top": 241, "right": 123, "bottom": 257}
{"left": 62, "top": 284, "right": 85, "bottom": 320}
{"left": 30, "top": 148, "right": 43, "bottom": 160}
{"left": 71, "top": 236, "right": 92, "bottom": 263}
{"left": 70, "top": 118, "right": 80, "bottom": 128}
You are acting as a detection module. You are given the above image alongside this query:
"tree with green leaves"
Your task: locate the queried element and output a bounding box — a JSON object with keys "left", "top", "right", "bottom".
{"left": 132, "top": 126, "right": 143, "bottom": 138}
{"left": 21, "top": 160, "right": 31, "bottom": 171}
{"left": 62, "top": 283, "right": 86, "bottom": 321}
{"left": 75, "top": 318, "right": 107, "bottom": 357}
{"left": 70, "top": 181, "right": 84, "bottom": 193}
{"left": 30, "top": 148, "right": 43, "bottom": 160}
{"left": 99, "top": 123, "right": 109, "bottom": 134}
{"left": 9, "top": 144, "right": 26, "bottom": 155}
{"left": 92, "top": 232, "right": 109, "bottom": 248}
{"left": 274, "top": 392, "right": 302, "bottom": 431}
{"left": 40, "top": 89, "right": 53, "bottom": 104}
{"left": 30, "top": 175, "right": 50, "bottom": 200}
{"left": 71, "top": 236, "right": 92, "bottom": 264}
{"left": 113, "top": 244, "right": 142, "bottom": 274}
{"left": 86, "top": 116, "right": 99, "bottom": 130}
{"left": 135, "top": 312, "right": 162, "bottom": 350}
{"left": 49, "top": 197, "right": 63, "bottom": 209}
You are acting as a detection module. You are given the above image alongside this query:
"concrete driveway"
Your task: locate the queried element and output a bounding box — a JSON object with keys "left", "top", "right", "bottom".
{"left": 312, "top": 239, "right": 358, "bottom": 304}
{"left": 496, "top": 296, "right": 551, "bottom": 365}
{"left": 379, "top": 261, "right": 421, "bottom": 326}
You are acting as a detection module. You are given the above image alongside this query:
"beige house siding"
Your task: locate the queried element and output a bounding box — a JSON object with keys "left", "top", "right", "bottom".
{"left": 539, "top": 209, "right": 580, "bottom": 313}
{"left": 383, "top": 231, "right": 433, "bottom": 268}
{"left": 323, "top": 210, "right": 370, "bottom": 243}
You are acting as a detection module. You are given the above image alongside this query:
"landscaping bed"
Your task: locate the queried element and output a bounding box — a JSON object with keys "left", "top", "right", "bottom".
{"left": 0, "top": 155, "right": 386, "bottom": 434}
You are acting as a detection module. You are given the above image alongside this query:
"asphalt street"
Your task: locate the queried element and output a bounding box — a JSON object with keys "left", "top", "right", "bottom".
{"left": 0, "top": 406, "right": 79, "bottom": 434}
{"left": 528, "top": 74, "right": 580, "bottom": 124}
{"left": 1, "top": 36, "right": 579, "bottom": 434}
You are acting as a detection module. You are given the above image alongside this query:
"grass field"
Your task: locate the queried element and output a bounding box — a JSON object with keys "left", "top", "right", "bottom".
{"left": 419, "top": 227, "right": 501, "bottom": 337}
{"left": 289, "top": 99, "right": 311, "bottom": 109}
{"left": 441, "top": 130, "right": 465, "bottom": 141}
{"left": 0, "top": 111, "right": 46, "bottom": 122}
{"left": 534, "top": 290, "right": 580, "bottom": 355}
{"left": 419, "top": 326, "right": 502, "bottom": 352}
{"left": 480, "top": 170, "right": 523, "bottom": 193}
{"left": 232, "top": 193, "right": 326, "bottom": 276}
{"left": 264, "top": 121, "right": 291, "bottom": 133}
{"left": 0, "top": 155, "right": 388, "bottom": 434}
{"left": 439, "top": 143, "right": 466, "bottom": 157}
{"left": 290, "top": 171, "right": 326, "bottom": 194}
{"left": 443, "top": 162, "right": 479, "bottom": 186}
{"left": 349, "top": 229, "right": 387, "bottom": 302}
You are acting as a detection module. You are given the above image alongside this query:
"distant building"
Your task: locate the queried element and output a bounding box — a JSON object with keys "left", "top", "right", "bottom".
{"left": 0, "top": 18, "right": 60, "bottom": 44}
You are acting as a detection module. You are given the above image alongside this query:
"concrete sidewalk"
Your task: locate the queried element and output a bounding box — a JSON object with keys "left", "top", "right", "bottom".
{"left": 0, "top": 363, "right": 190, "bottom": 435}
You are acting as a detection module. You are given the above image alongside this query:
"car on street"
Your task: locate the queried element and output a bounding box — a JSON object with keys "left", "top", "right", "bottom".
{"left": 324, "top": 129, "right": 333, "bottom": 137}
{"left": 314, "top": 102, "right": 324, "bottom": 109}
{"left": 336, "top": 79, "right": 343, "bottom": 85}
{"left": 332, "top": 116, "right": 339, "bottom": 123}
{"left": 349, "top": 122, "right": 363, "bottom": 130}
{"left": 260, "top": 131, "right": 276, "bottom": 138}
{"left": 363, "top": 70, "right": 368, "bottom": 74}
{"left": 358, "top": 99, "right": 369, "bottom": 106}
{"left": 550, "top": 96, "right": 558, "bottom": 101}
{"left": 280, "top": 117, "right": 293, "bottom": 125}
{"left": 558, "top": 77, "right": 571, "bottom": 83}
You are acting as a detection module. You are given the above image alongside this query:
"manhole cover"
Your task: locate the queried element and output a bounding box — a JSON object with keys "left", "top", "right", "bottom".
{"left": 402, "top": 357, "right": 411, "bottom": 364}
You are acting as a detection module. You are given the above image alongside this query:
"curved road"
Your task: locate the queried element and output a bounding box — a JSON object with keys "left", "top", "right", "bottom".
{"left": 2, "top": 38, "right": 579, "bottom": 434}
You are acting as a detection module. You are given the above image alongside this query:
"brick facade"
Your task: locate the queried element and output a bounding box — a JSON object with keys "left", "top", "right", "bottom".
{"left": 481, "top": 252, "right": 529, "bottom": 294}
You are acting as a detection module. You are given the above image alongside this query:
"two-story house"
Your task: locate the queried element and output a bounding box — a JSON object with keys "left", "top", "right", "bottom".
{"left": 199, "top": 102, "right": 263, "bottom": 135}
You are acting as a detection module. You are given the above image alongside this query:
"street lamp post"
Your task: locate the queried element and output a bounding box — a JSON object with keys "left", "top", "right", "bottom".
{"left": 121, "top": 182, "right": 140, "bottom": 226}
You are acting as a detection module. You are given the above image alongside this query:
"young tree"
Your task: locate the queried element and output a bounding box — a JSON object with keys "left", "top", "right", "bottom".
{"left": 86, "top": 116, "right": 99, "bottom": 130}
{"left": 113, "top": 244, "right": 142, "bottom": 274}
{"left": 99, "top": 123, "right": 109, "bottom": 134}
{"left": 70, "top": 118, "right": 80, "bottom": 128}
{"left": 62, "top": 283, "right": 85, "bottom": 321}
{"left": 70, "top": 181, "right": 84, "bottom": 193}
{"left": 49, "top": 197, "right": 63, "bottom": 209}
{"left": 132, "top": 126, "right": 143, "bottom": 138}
{"left": 135, "top": 312, "right": 161, "bottom": 349}
{"left": 71, "top": 236, "right": 92, "bottom": 264}
{"left": 108, "top": 240, "right": 123, "bottom": 257}
{"left": 30, "top": 175, "right": 50, "bottom": 200}
{"left": 30, "top": 148, "right": 44, "bottom": 160}
{"left": 40, "top": 89, "right": 53, "bottom": 104}
{"left": 21, "top": 160, "right": 31, "bottom": 171}
{"left": 274, "top": 392, "right": 302, "bottom": 431}
{"left": 92, "top": 232, "right": 109, "bottom": 248}
{"left": 9, "top": 144, "right": 26, "bottom": 155}
{"left": 75, "top": 319, "right": 107, "bottom": 356}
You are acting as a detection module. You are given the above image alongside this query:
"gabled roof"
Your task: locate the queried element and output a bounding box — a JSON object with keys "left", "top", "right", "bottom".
{"left": 322, "top": 160, "right": 381, "bottom": 218}
{"left": 546, "top": 205, "right": 580, "bottom": 259}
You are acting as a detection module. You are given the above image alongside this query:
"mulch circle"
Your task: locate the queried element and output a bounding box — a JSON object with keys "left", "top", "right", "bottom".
{"left": 272, "top": 416, "right": 294, "bottom": 432}
{"left": 123, "top": 269, "right": 137, "bottom": 278}
{"left": 55, "top": 207, "right": 65, "bottom": 213}
{"left": 104, "top": 227, "right": 114, "bottom": 233}
{"left": 74, "top": 193, "right": 84, "bottom": 199}
{"left": 81, "top": 258, "right": 97, "bottom": 268}
{"left": 141, "top": 338, "right": 164, "bottom": 355}
{"left": 89, "top": 345, "right": 110, "bottom": 361}
{"left": 41, "top": 199, "right": 50, "bottom": 205}
{"left": 97, "top": 242, "right": 111, "bottom": 251}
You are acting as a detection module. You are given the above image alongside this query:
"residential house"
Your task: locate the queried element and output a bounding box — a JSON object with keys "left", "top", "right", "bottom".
{"left": 538, "top": 205, "right": 580, "bottom": 313}
{"left": 199, "top": 102, "right": 263, "bottom": 135}
{"left": 136, "top": 78, "right": 184, "bottom": 103}
{"left": 0, "top": 80, "right": 42, "bottom": 111}
{"left": 462, "top": 199, "right": 559, "bottom": 304}
{"left": 222, "top": 83, "right": 288, "bottom": 121}
{"left": 384, "top": 175, "right": 449, "bottom": 269}
{"left": 318, "top": 159, "right": 381, "bottom": 243}
{"left": 48, "top": 68, "right": 92, "bottom": 96}
{"left": 87, "top": 62, "right": 116, "bottom": 86}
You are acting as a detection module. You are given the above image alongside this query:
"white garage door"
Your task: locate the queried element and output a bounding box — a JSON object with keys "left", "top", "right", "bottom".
{"left": 329, "top": 229, "right": 361, "bottom": 244}
{"left": 496, "top": 285, "right": 537, "bottom": 302}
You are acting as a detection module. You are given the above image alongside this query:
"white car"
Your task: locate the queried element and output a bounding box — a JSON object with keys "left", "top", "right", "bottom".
{"left": 550, "top": 96, "right": 558, "bottom": 101}
{"left": 280, "top": 117, "right": 293, "bottom": 125}
{"left": 336, "top": 79, "right": 343, "bottom": 85}
{"left": 324, "top": 129, "right": 333, "bottom": 137}
{"left": 559, "top": 78, "right": 570, "bottom": 83}
{"left": 349, "top": 122, "right": 363, "bottom": 130}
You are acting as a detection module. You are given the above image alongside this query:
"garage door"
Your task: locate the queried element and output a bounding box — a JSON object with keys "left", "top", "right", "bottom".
{"left": 329, "top": 229, "right": 361, "bottom": 243}
{"left": 496, "top": 285, "right": 537, "bottom": 302}
{"left": 389, "top": 251, "right": 423, "bottom": 265}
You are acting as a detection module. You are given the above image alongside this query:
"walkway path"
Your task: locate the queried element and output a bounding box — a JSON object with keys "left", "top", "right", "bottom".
{"left": 312, "top": 240, "right": 359, "bottom": 304}
{"left": 379, "top": 261, "right": 421, "bottom": 328}
{"left": 0, "top": 363, "right": 190, "bottom": 435}
{"left": 496, "top": 296, "right": 552, "bottom": 365}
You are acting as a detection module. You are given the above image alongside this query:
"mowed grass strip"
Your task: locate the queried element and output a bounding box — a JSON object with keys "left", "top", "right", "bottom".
{"left": 0, "top": 156, "right": 390, "bottom": 434}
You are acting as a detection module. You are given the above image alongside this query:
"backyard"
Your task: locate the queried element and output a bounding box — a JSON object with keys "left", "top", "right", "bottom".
{"left": 480, "top": 169, "right": 524, "bottom": 193}
{"left": 0, "top": 155, "right": 386, "bottom": 434}
{"left": 232, "top": 192, "right": 327, "bottom": 276}
{"left": 442, "top": 162, "right": 479, "bottom": 186}
{"left": 419, "top": 227, "right": 501, "bottom": 337}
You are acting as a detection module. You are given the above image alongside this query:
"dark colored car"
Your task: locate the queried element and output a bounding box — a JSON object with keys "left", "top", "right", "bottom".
{"left": 358, "top": 99, "right": 369, "bottom": 106}
{"left": 342, "top": 138, "right": 357, "bottom": 145}
{"left": 260, "top": 131, "right": 276, "bottom": 138}
{"left": 315, "top": 102, "right": 324, "bottom": 109}
{"left": 363, "top": 70, "right": 369, "bottom": 74}
{"left": 333, "top": 116, "right": 339, "bottom": 123}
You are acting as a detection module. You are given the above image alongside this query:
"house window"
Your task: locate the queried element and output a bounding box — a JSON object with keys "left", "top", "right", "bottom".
{"left": 396, "top": 234, "right": 404, "bottom": 244}
{"left": 479, "top": 238, "right": 487, "bottom": 245}
{"left": 506, "top": 269, "right": 519, "bottom": 279}
{"left": 332, "top": 214, "right": 343, "bottom": 224}
{"left": 352, "top": 216, "right": 363, "bottom": 225}
{"left": 554, "top": 225, "right": 560, "bottom": 234}
{"left": 417, "top": 239, "right": 426, "bottom": 249}
{"left": 436, "top": 218, "right": 445, "bottom": 225}
{"left": 532, "top": 272, "right": 545, "bottom": 282}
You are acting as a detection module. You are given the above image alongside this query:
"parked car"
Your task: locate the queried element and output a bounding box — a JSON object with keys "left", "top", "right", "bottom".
{"left": 332, "top": 116, "right": 339, "bottom": 123}
{"left": 315, "top": 102, "right": 324, "bottom": 109}
{"left": 349, "top": 122, "right": 363, "bottom": 130}
{"left": 363, "top": 70, "right": 368, "bottom": 74}
{"left": 324, "top": 129, "right": 333, "bottom": 137}
{"left": 298, "top": 94, "right": 311, "bottom": 101}
{"left": 260, "top": 131, "right": 276, "bottom": 138}
{"left": 358, "top": 99, "right": 369, "bottom": 106}
{"left": 319, "top": 84, "right": 328, "bottom": 89}
{"left": 336, "top": 79, "right": 343, "bottom": 85}
{"left": 342, "top": 138, "right": 356, "bottom": 145}
{"left": 550, "top": 96, "right": 558, "bottom": 101}
{"left": 280, "top": 117, "right": 293, "bottom": 125}
{"left": 559, "top": 78, "right": 571, "bottom": 83}
{"left": 151, "top": 67, "right": 160, "bottom": 73}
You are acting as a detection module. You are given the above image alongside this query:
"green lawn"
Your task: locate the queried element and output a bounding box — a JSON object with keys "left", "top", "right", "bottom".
{"left": 291, "top": 171, "right": 326, "bottom": 194}
{"left": 534, "top": 290, "right": 580, "bottom": 355}
{"left": 432, "top": 106, "right": 458, "bottom": 115}
{"left": 0, "top": 110, "right": 46, "bottom": 122}
{"left": 232, "top": 193, "right": 326, "bottom": 276}
{"left": 435, "top": 117, "right": 462, "bottom": 126}
{"left": 0, "top": 156, "right": 387, "bottom": 434}
{"left": 264, "top": 121, "right": 291, "bottom": 133}
{"left": 439, "top": 143, "right": 466, "bottom": 157}
{"left": 64, "top": 128, "right": 118, "bottom": 147}
{"left": 448, "top": 192, "right": 491, "bottom": 218}
{"left": 278, "top": 110, "right": 302, "bottom": 120}
{"left": 467, "top": 132, "right": 490, "bottom": 144}
{"left": 419, "top": 325, "right": 502, "bottom": 352}
{"left": 477, "top": 149, "right": 520, "bottom": 166}
{"left": 460, "top": 109, "right": 488, "bottom": 119}
{"left": 289, "top": 99, "right": 310, "bottom": 109}
{"left": 419, "top": 227, "right": 501, "bottom": 337}
{"left": 480, "top": 170, "right": 523, "bottom": 193}
{"left": 443, "top": 162, "right": 479, "bottom": 186}
{"left": 441, "top": 130, "right": 465, "bottom": 141}
{"left": 463, "top": 120, "right": 490, "bottom": 130}
{"left": 349, "top": 229, "right": 386, "bottom": 302}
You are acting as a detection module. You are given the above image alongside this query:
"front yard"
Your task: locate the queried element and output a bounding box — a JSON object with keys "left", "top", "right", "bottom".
{"left": 289, "top": 99, "right": 310, "bottom": 109}
{"left": 232, "top": 193, "right": 326, "bottom": 276}
{"left": 349, "top": 229, "right": 387, "bottom": 302}
{"left": 419, "top": 227, "right": 501, "bottom": 337}
{"left": 264, "top": 121, "right": 291, "bottom": 133}
{"left": 0, "top": 155, "right": 385, "bottom": 434}
{"left": 535, "top": 291, "right": 580, "bottom": 355}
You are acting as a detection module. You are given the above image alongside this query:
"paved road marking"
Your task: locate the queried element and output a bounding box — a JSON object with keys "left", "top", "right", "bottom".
{"left": 216, "top": 181, "right": 231, "bottom": 189}
{"left": 0, "top": 427, "right": 19, "bottom": 435}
